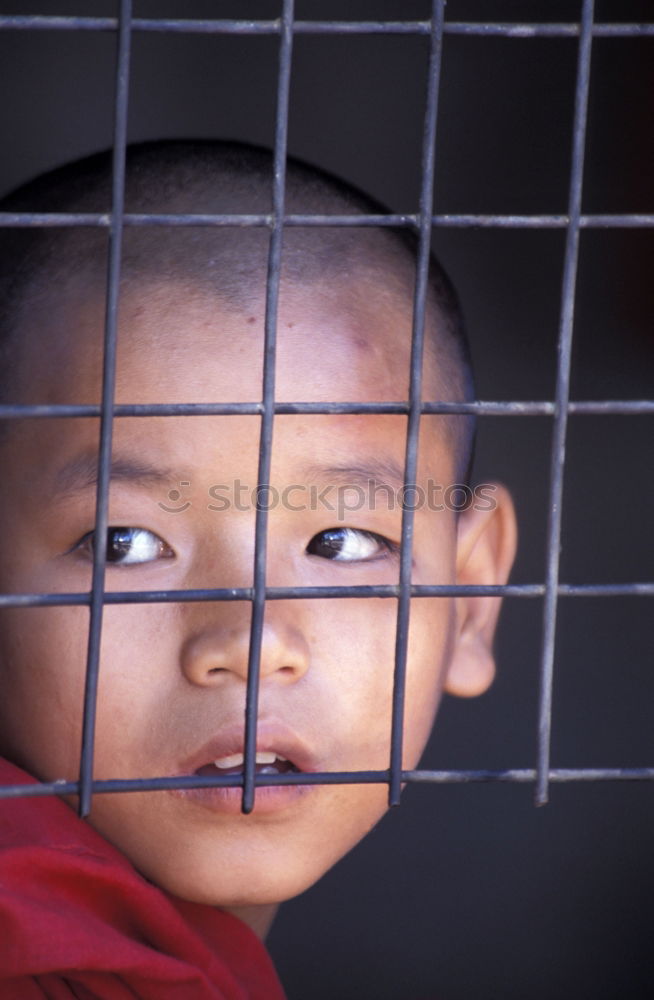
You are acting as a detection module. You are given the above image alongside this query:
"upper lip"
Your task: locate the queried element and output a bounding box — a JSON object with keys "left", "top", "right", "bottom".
{"left": 177, "top": 720, "right": 320, "bottom": 776}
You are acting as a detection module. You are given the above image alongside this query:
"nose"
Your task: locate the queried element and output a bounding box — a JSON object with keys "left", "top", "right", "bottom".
{"left": 180, "top": 604, "right": 310, "bottom": 687}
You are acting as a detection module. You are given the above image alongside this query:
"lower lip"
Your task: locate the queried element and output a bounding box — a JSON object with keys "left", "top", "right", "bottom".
{"left": 171, "top": 774, "right": 314, "bottom": 816}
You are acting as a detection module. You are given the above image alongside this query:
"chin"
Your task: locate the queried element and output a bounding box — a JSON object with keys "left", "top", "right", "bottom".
{"left": 138, "top": 852, "right": 330, "bottom": 910}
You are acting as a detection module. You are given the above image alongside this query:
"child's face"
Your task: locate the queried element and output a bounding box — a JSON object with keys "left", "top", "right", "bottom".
{"left": 0, "top": 276, "right": 514, "bottom": 916}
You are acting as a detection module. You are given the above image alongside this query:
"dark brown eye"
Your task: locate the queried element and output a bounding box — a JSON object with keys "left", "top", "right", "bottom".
{"left": 79, "top": 527, "right": 173, "bottom": 565}
{"left": 306, "top": 528, "right": 394, "bottom": 562}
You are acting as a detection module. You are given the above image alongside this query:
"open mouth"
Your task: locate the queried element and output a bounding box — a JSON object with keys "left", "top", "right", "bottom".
{"left": 175, "top": 734, "right": 313, "bottom": 813}
{"left": 194, "top": 751, "right": 300, "bottom": 779}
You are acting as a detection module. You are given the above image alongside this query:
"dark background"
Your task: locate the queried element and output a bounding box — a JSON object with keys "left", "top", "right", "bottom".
{"left": 1, "top": 1, "right": 652, "bottom": 997}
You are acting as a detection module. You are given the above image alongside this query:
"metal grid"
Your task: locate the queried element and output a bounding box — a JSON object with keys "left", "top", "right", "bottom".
{"left": 0, "top": 0, "right": 652, "bottom": 817}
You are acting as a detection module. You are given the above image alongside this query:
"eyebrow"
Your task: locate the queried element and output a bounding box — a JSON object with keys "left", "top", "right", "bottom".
{"left": 53, "top": 450, "right": 178, "bottom": 498}
{"left": 303, "top": 459, "right": 406, "bottom": 491}
{"left": 53, "top": 453, "right": 407, "bottom": 498}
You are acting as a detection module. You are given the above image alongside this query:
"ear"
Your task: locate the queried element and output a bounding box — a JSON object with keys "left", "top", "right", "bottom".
{"left": 443, "top": 483, "right": 517, "bottom": 698}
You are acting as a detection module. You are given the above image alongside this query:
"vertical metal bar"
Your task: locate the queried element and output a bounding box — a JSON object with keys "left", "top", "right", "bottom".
{"left": 535, "top": 0, "right": 594, "bottom": 806}
{"left": 78, "top": 0, "right": 132, "bottom": 818}
{"left": 389, "top": 0, "right": 445, "bottom": 807}
{"left": 241, "top": 0, "right": 295, "bottom": 814}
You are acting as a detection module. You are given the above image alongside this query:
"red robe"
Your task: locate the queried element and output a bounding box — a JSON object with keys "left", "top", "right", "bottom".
{"left": 0, "top": 758, "right": 286, "bottom": 999}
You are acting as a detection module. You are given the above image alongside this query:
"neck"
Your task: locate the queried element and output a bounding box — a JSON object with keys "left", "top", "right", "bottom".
{"left": 224, "top": 903, "right": 279, "bottom": 939}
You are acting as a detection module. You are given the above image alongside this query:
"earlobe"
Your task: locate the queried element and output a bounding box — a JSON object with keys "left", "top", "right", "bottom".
{"left": 444, "top": 628, "right": 496, "bottom": 698}
{"left": 443, "top": 483, "right": 517, "bottom": 698}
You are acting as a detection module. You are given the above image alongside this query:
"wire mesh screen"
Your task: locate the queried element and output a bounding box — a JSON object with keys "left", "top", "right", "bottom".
{"left": 0, "top": 1, "right": 652, "bottom": 997}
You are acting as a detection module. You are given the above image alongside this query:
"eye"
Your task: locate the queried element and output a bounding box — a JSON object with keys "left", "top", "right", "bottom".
{"left": 75, "top": 527, "right": 174, "bottom": 566}
{"left": 306, "top": 527, "right": 397, "bottom": 563}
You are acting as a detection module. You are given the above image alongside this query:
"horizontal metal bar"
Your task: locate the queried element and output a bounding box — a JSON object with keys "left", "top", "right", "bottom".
{"left": 558, "top": 584, "right": 654, "bottom": 597}
{"left": 567, "top": 401, "right": 654, "bottom": 415}
{"left": 0, "top": 17, "right": 652, "bottom": 38}
{"left": 0, "top": 773, "right": 393, "bottom": 799}
{"left": 430, "top": 214, "right": 654, "bottom": 229}
{"left": 444, "top": 23, "right": 654, "bottom": 38}
{"left": 0, "top": 400, "right": 652, "bottom": 421}
{"left": 1, "top": 582, "right": 652, "bottom": 609}
{"left": 1, "top": 212, "right": 653, "bottom": 230}
{"left": 405, "top": 767, "right": 654, "bottom": 784}
{"left": 2, "top": 765, "right": 652, "bottom": 801}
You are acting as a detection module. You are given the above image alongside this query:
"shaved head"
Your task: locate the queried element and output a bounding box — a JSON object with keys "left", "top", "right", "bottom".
{"left": 0, "top": 140, "right": 474, "bottom": 477}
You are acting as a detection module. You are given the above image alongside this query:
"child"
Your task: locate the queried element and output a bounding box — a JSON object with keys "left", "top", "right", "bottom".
{"left": 0, "top": 141, "right": 516, "bottom": 997}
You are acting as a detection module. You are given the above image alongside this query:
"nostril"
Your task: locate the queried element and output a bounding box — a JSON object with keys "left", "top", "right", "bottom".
{"left": 181, "top": 620, "right": 309, "bottom": 686}
{"left": 279, "top": 666, "right": 297, "bottom": 676}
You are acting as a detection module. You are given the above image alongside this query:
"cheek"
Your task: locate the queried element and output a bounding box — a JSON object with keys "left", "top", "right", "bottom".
{"left": 0, "top": 606, "right": 89, "bottom": 778}
{"left": 98, "top": 605, "right": 169, "bottom": 686}
{"left": 308, "top": 597, "right": 451, "bottom": 769}
{"left": 309, "top": 600, "right": 397, "bottom": 734}
{"left": 93, "top": 605, "right": 180, "bottom": 765}
{"left": 402, "top": 598, "right": 455, "bottom": 767}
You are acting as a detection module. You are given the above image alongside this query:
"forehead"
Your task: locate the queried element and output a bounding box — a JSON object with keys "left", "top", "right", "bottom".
{"left": 6, "top": 278, "right": 457, "bottom": 485}
{"left": 17, "top": 277, "right": 439, "bottom": 405}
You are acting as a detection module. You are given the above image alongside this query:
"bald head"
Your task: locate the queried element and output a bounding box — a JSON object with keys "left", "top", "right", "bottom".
{"left": 0, "top": 140, "right": 474, "bottom": 477}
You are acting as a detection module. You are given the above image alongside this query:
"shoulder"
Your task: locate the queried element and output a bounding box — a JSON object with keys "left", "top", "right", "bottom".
{"left": 0, "top": 758, "right": 286, "bottom": 999}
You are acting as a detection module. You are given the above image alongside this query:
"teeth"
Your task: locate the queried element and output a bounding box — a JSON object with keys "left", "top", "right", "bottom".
{"left": 213, "top": 751, "right": 286, "bottom": 769}
{"left": 214, "top": 753, "right": 244, "bottom": 770}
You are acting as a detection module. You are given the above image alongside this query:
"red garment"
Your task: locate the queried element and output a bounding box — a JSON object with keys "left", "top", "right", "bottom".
{"left": 0, "top": 758, "right": 286, "bottom": 999}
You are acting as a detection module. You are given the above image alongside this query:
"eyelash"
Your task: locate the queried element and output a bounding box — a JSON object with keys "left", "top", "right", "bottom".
{"left": 306, "top": 527, "right": 398, "bottom": 563}
{"left": 74, "top": 527, "right": 174, "bottom": 566}
{"left": 73, "top": 525, "right": 397, "bottom": 567}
